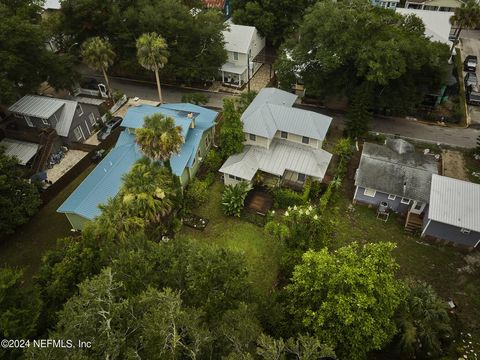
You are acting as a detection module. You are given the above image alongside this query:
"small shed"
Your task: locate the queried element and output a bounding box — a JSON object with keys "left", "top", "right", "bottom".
{"left": 0, "top": 138, "right": 39, "bottom": 165}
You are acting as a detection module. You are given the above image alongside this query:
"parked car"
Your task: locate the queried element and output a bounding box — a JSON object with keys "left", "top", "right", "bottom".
{"left": 80, "top": 78, "right": 100, "bottom": 90}
{"left": 97, "top": 116, "right": 122, "bottom": 141}
{"left": 464, "top": 55, "right": 478, "bottom": 72}
{"left": 465, "top": 72, "right": 478, "bottom": 87}
{"left": 467, "top": 84, "right": 480, "bottom": 106}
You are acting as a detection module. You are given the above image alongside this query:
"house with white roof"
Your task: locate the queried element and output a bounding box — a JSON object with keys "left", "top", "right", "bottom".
{"left": 8, "top": 95, "right": 101, "bottom": 143}
{"left": 396, "top": 8, "right": 454, "bottom": 46}
{"left": 422, "top": 175, "right": 480, "bottom": 247}
{"left": 371, "top": 0, "right": 400, "bottom": 10}
{"left": 219, "top": 88, "right": 333, "bottom": 187}
{"left": 220, "top": 20, "right": 265, "bottom": 88}
{"left": 404, "top": 0, "right": 464, "bottom": 12}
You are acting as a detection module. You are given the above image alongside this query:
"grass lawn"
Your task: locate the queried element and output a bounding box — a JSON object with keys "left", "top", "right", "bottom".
{"left": 0, "top": 164, "right": 95, "bottom": 283}
{"left": 333, "top": 194, "right": 480, "bottom": 353}
{"left": 178, "top": 181, "right": 283, "bottom": 297}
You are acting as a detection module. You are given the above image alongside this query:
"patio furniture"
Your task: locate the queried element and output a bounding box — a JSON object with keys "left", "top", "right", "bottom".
{"left": 376, "top": 202, "right": 390, "bottom": 222}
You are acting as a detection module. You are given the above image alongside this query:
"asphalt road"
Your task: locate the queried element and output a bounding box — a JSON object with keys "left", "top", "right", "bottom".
{"left": 80, "top": 70, "right": 480, "bottom": 149}
{"left": 460, "top": 30, "right": 480, "bottom": 128}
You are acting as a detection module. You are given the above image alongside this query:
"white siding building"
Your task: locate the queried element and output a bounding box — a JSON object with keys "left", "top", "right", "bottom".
{"left": 220, "top": 20, "right": 265, "bottom": 88}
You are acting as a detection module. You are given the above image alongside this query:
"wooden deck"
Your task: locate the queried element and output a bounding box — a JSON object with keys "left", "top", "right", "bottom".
{"left": 244, "top": 189, "right": 273, "bottom": 216}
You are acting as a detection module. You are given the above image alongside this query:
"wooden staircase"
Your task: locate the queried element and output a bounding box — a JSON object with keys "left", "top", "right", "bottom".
{"left": 31, "top": 128, "right": 57, "bottom": 173}
{"left": 404, "top": 212, "right": 423, "bottom": 233}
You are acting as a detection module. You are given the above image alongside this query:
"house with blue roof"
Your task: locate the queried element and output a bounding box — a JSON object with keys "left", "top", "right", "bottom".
{"left": 58, "top": 103, "right": 218, "bottom": 230}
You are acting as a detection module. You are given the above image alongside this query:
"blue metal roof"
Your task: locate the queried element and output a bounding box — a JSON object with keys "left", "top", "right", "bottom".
{"left": 58, "top": 104, "right": 218, "bottom": 222}
{"left": 57, "top": 134, "right": 143, "bottom": 220}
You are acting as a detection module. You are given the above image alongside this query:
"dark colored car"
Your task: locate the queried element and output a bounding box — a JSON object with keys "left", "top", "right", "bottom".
{"left": 80, "top": 78, "right": 100, "bottom": 90}
{"left": 467, "top": 84, "right": 480, "bottom": 106}
{"left": 465, "top": 72, "right": 478, "bottom": 87}
{"left": 97, "top": 116, "right": 122, "bottom": 141}
{"left": 464, "top": 55, "right": 478, "bottom": 72}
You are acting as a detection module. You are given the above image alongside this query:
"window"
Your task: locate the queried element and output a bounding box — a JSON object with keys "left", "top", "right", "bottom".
{"left": 192, "top": 157, "right": 196, "bottom": 166}
{"left": 281, "top": 131, "right": 288, "bottom": 139}
{"left": 229, "top": 174, "right": 235, "bottom": 179}
{"left": 388, "top": 194, "right": 396, "bottom": 200}
{"left": 297, "top": 173, "right": 306, "bottom": 182}
{"left": 233, "top": 52, "right": 239, "bottom": 60}
{"left": 89, "top": 113, "right": 96, "bottom": 126}
{"left": 400, "top": 197, "right": 411, "bottom": 205}
{"left": 363, "top": 188, "right": 376, "bottom": 197}
{"left": 249, "top": 134, "right": 256, "bottom": 141}
{"left": 24, "top": 115, "right": 33, "bottom": 127}
{"left": 76, "top": 104, "right": 84, "bottom": 117}
{"left": 302, "top": 136, "right": 310, "bottom": 144}
{"left": 197, "top": 149, "right": 201, "bottom": 157}
{"left": 206, "top": 135, "right": 210, "bottom": 146}
{"left": 73, "top": 125, "right": 84, "bottom": 141}
{"left": 42, "top": 118, "right": 49, "bottom": 126}
{"left": 461, "top": 228, "right": 471, "bottom": 234}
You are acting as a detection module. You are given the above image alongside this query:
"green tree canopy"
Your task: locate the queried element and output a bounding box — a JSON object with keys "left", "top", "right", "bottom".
{"left": 59, "top": 0, "right": 227, "bottom": 82}
{"left": 81, "top": 36, "right": 115, "bottom": 93}
{"left": 275, "top": 0, "right": 450, "bottom": 114}
{"left": 135, "top": 114, "right": 184, "bottom": 164}
{"left": 394, "top": 280, "right": 452, "bottom": 358}
{"left": 219, "top": 98, "right": 245, "bottom": 158}
{"left": 0, "top": 1, "right": 76, "bottom": 104}
{"left": 136, "top": 32, "right": 169, "bottom": 102}
{"left": 287, "top": 242, "right": 405, "bottom": 359}
{"left": 0, "top": 147, "right": 41, "bottom": 236}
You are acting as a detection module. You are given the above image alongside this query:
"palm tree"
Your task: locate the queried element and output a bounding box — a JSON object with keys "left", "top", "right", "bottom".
{"left": 395, "top": 280, "right": 452, "bottom": 358}
{"left": 449, "top": 0, "right": 480, "bottom": 55}
{"left": 81, "top": 37, "right": 116, "bottom": 96}
{"left": 136, "top": 33, "right": 169, "bottom": 103}
{"left": 135, "top": 113, "right": 184, "bottom": 167}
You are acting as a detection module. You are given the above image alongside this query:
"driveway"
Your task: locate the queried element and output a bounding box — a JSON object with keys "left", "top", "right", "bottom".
{"left": 459, "top": 30, "right": 480, "bottom": 128}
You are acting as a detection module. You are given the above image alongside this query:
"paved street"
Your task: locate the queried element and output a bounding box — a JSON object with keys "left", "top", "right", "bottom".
{"left": 80, "top": 70, "right": 480, "bottom": 149}
{"left": 304, "top": 107, "right": 480, "bottom": 149}
{"left": 459, "top": 30, "right": 480, "bottom": 128}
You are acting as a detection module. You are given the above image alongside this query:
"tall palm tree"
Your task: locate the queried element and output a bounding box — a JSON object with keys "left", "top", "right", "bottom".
{"left": 135, "top": 113, "right": 184, "bottom": 166}
{"left": 136, "top": 33, "right": 169, "bottom": 103}
{"left": 81, "top": 37, "right": 116, "bottom": 96}
{"left": 449, "top": 0, "right": 480, "bottom": 55}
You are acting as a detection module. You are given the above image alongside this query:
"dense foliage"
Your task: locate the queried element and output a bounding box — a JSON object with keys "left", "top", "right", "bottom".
{"left": 222, "top": 182, "right": 250, "bottom": 217}
{"left": 275, "top": 0, "right": 450, "bottom": 114}
{"left": 219, "top": 98, "right": 245, "bottom": 158}
{"left": 57, "top": 0, "right": 227, "bottom": 82}
{"left": 287, "top": 242, "right": 405, "bottom": 360}
{"left": 0, "top": 148, "right": 41, "bottom": 236}
{"left": 0, "top": 1, "right": 76, "bottom": 104}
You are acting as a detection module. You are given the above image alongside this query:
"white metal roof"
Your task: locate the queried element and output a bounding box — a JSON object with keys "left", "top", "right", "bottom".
{"left": 9, "top": 95, "right": 79, "bottom": 137}
{"left": 396, "top": 8, "right": 453, "bottom": 46}
{"left": 43, "top": 0, "right": 61, "bottom": 9}
{"left": 0, "top": 138, "right": 39, "bottom": 165}
{"left": 219, "top": 140, "right": 332, "bottom": 181}
{"left": 241, "top": 88, "right": 332, "bottom": 141}
{"left": 222, "top": 21, "right": 256, "bottom": 54}
{"left": 9, "top": 95, "right": 64, "bottom": 119}
{"left": 428, "top": 174, "right": 480, "bottom": 233}
{"left": 221, "top": 62, "right": 248, "bottom": 74}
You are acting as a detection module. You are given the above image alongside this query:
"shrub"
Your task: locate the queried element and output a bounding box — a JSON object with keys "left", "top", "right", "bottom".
{"left": 184, "top": 179, "right": 209, "bottom": 211}
{"left": 273, "top": 179, "right": 311, "bottom": 208}
{"left": 181, "top": 92, "right": 210, "bottom": 105}
{"left": 222, "top": 182, "right": 250, "bottom": 217}
{"left": 203, "top": 149, "right": 223, "bottom": 173}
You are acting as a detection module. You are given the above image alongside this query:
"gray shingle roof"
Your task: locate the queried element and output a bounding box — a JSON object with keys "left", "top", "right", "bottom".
{"left": 0, "top": 138, "right": 39, "bottom": 165}
{"left": 219, "top": 139, "right": 332, "bottom": 181}
{"left": 429, "top": 174, "right": 480, "bottom": 232}
{"left": 241, "top": 88, "right": 332, "bottom": 141}
{"left": 355, "top": 141, "right": 439, "bottom": 203}
{"left": 8, "top": 95, "right": 79, "bottom": 137}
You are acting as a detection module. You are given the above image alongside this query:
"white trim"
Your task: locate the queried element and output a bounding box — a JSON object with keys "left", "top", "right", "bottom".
{"left": 88, "top": 113, "right": 96, "bottom": 126}
{"left": 474, "top": 239, "right": 480, "bottom": 248}
{"left": 421, "top": 219, "right": 431, "bottom": 237}
{"left": 388, "top": 194, "right": 396, "bottom": 200}
{"left": 73, "top": 125, "right": 85, "bottom": 141}
{"left": 460, "top": 228, "right": 471, "bottom": 234}
{"left": 353, "top": 186, "right": 359, "bottom": 202}
{"left": 24, "top": 115, "right": 33, "bottom": 127}
{"left": 363, "top": 188, "right": 376, "bottom": 197}
{"left": 42, "top": 118, "right": 49, "bottom": 125}
{"left": 249, "top": 133, "right": 256, "bottom": 141}
{"left": 401, "top": 197, "right": 411, "bottom": 205}
{"left": 84, "top": 120, "right": 92, "bottom": 136}
{"left": 76, "top": 104, "right": 84, "bottom": 117}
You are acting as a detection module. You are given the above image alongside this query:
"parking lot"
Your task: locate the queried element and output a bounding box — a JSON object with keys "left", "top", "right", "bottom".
{"left": 460, "top": 30, "right": 480, "bottom": 127}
